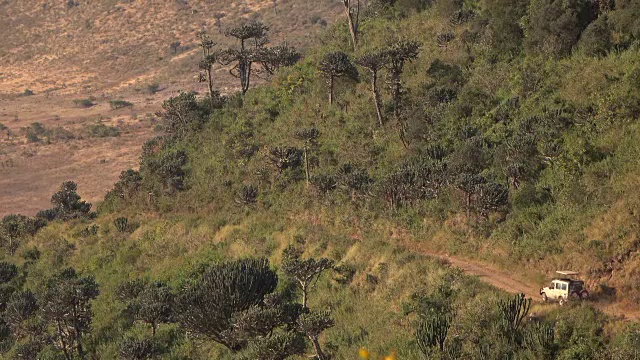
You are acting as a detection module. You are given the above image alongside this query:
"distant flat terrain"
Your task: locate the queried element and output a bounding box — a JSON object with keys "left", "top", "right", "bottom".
{"left": 0, "top": 0, "right": 341, "bottom": 216}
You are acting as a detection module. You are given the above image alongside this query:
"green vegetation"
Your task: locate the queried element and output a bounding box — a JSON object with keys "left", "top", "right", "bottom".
{"left": 87, "top": 123, "right": 121, "bottom": 138}
{"left": 2, "top": 0, "right": 640, "bottom": 358}
{"left": 109, "top": 100, "right": 134, "bottom": 110}
{"left": 23, "top": 122, "right": 75, "bottom": 143}
{"left": 73, "top": 99, "right": 95, "bottom": 108}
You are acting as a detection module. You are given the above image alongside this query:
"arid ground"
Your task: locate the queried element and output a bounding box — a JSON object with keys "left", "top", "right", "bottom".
{"left": 0, "top": 0, "right": 341, "bottom": 216}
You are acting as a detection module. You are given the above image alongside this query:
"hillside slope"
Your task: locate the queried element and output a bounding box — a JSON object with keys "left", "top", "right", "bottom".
{"left": 1, "top": 0, "right": 640, "bottom": 359}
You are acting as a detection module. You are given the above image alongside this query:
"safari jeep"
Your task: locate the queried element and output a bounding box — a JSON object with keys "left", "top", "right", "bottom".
{"left": 540, "top": 271, "right": 589, "bottom": 306}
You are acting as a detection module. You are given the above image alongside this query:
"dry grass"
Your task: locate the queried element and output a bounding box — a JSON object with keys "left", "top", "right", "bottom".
{"left": 0, "top": 0, "right": 342, "bottom": 216}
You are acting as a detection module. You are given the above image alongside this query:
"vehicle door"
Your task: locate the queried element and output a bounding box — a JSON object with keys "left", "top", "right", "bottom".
{"left": 558, "top": 282, "right": 568, "bottom": 299}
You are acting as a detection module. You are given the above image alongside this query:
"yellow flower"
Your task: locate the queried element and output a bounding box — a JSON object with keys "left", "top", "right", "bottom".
{"left": 384, "top": 351, "right": 397, "bottom": 360}
{"left": 358, "top": 347, "right": 370, "bottom": 359}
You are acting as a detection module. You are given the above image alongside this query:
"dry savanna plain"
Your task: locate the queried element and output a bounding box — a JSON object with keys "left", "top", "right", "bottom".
{"left": 0, "top": 0, "right": 342, "bottom": 216}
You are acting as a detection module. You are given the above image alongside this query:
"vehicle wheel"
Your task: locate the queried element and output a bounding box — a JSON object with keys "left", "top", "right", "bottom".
{"left": 559, "top": 298, "right": 566, "bottom": 306}
{"left": 541, "top": 293, "right": 548, "bottom": 302}
{"left": 580, "top": 290, "right": 589, "bottom": 300}
{"left": 570, "top": 291, "right": 579, "bottom": 299}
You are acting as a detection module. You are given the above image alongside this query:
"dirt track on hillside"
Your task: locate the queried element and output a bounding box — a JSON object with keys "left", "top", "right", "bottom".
{"left": 419, "top": 250, "right": 640, "bottom": 321}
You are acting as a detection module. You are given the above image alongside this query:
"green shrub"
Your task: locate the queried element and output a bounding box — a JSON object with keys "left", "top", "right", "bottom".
{"left": 87, "top": 123, "right": 120, "bottom": 138}
{"left": 73, "top": 98, "right": 95, "bottom": 108}
{"left": 109, "top": 99, "right": 134, "bottom": 110}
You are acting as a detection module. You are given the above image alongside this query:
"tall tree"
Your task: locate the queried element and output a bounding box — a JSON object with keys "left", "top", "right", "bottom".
{"left": 219, "top": 21, "right": 269, "bottom": 95}
{"left": 318, "top": 51, "right": 359, "bottom": 105}
{"left": 196, "top": 31, "right": 220, "bottom": 109}
{"left": 356, "top": 51, "right": 389, "bottom": 126}
{"left": 343, "top": 0, "right": 361, "bottom": 50}
{"left": 293, "top": 128, "right": 320, "bottom": 186}
{"left": 386, "top": 40, "right": 420, "bottom": 117}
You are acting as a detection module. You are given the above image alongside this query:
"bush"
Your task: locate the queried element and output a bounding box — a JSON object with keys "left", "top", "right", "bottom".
{"left": 146, "top": 83, "right": 161, "bottom": 94}
{"left": 87, "top": 123, "right": 120, "bottom": 138}
{"left": 109, "top": 99, "right": 134, "bottom": 110}
{"left": 73, "top": 99, "right": 95, "bottom": 108}
{"left": 23, "top": 89, "right": 34, "bottom": 96}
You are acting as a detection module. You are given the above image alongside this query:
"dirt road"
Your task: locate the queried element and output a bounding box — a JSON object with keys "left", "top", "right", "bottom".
{"left": 420, "top": 250, "right": 640, "bottom": 321}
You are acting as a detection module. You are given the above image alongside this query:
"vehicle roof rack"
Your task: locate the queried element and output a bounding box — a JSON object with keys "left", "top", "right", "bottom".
{"left": 556, "top": 270, "right": 579, "bottom": 276}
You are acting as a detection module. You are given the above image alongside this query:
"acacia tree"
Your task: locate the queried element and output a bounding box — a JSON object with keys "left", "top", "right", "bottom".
{"left": 293, "top": 128, "right": 320, "bottom": 186}
{"left": 356, "top": 50, "right": 389, "bottom": 126}
{"left": 281, "top": 245, "right": 334, "bottom": 309}
{"left": 343, "top": 0, "right": 361, "bottom": 50}
{"left": 386, "top": 40, "right": 421, "bottom": 117}
{"left": 318, "top": 51, "right": 359, "bottom": 105}
{"left": 214, "top": 12, "right": 225, "bottom": 34}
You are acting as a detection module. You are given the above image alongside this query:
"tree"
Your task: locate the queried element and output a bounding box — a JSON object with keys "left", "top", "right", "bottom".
{"left": 45, "top": 181, "right": 92, "bottom": 221}
{"left": 343, "top": 0, "right": 361, "bottom": 50}
{"left": 157, "top": 92, "right": 204, "bottom": 135}
{"left": 219, "top": 22, "right": 299, "bottom": 95}
{"left": 214, "top": 12, "right": 226, "bottom": 34}
{"left": 4, "top": 290, "right": 39, "bottom": 339}
{"left": 484, "top": 0, "right": 529, "bottom": 58}
{"left": 386, "top": 40, "right": 420, "bottom": 117}
{"left": 39, "top": 268, "right": 100, "bottom": 360}
{"left": 255, "top": 44, "right": 301, "bottom": 77}
{"left": 524, "top": 0, "right": 597, "bottom": 57}
{"left": 196, "top": 31, "right": 223, "bottom": 110}
{"left": 174, "top": 258, "right": 278, "bottom": 351}
{"left": 281, "top": 245, "right": 334, "bottom": 309}
{"left": 51, "top": 181, "right": 91, "bottom": 218}
{"left": 119, "top": 281, "right": 173, "bottom": 336}
{"left": 296, "top": 311, "right": 334, "bottom": 360}
{"left": 318, "top": 51, "right": 359, "bottom": 105}
{"left": 169, "top": 41, "right": 181, "bottom": 54}
{"left": 219, "top": 21, "right": 269, "bottom": 95}
{"left": 579, "top": 14, "right": 613, "bottom": 56}
{"left": 267, "top": 146, "right": 302, "bottom": 173}
{"left": 356, "top": 51, "right": 389, "bottom": 126}
{"left": 293, "top": 128, "right": 320, "bottom": 186}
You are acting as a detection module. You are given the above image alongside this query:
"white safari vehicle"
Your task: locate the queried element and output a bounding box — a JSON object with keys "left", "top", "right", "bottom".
{"left": 540, "top": 271, "right": 589, "bottom": 305}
